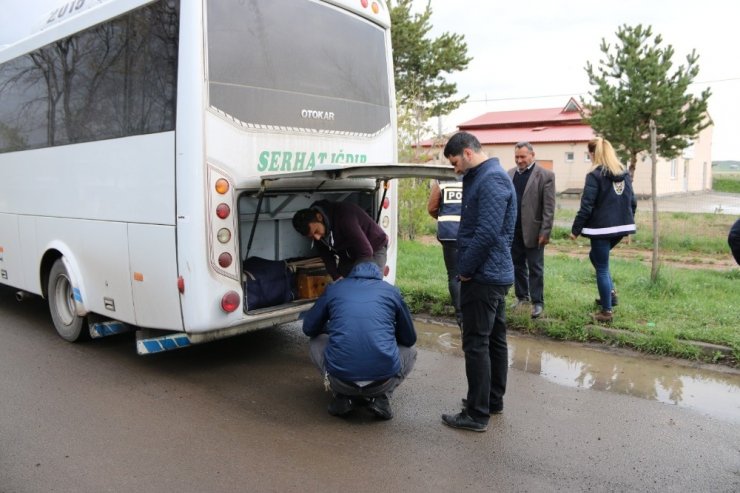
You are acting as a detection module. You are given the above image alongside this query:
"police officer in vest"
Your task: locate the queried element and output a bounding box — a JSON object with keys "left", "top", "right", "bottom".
{"left": 427, "top": 177, "right": 464, "bottom": 329}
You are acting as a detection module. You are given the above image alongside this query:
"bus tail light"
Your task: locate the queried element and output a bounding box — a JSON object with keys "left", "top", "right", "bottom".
{"left": 216, "top": 203, "right": 230, "bottom": 219}
{"left": 177, "top": 276, "right": 185, "bottom": 294}
{"left": 221, "top": 291, "right": 240, "bottom": 312}
{"left": 215, "top": 178, "right": 230, "bottom": 194}
{"left": 218, "top": 252, "right": 233, "bottom": 268}
{"left": 208, "top": 165, "right": 239, "bottom": 282}
{"left": 217, "top": 228, "right": 231, "bottom": 243}
{"left": 383, "top": 265, "right": 390, "bottom": 277}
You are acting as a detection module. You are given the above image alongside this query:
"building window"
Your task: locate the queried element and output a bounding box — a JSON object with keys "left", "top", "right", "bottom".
{"left": 670, "top": 159, "right": 677, "bottom": 179}
{"left": 565, "top": 152, "right": 574, "bottom": 163}
{"left": 584, "top": 152, "right": 591, "bottom": 163}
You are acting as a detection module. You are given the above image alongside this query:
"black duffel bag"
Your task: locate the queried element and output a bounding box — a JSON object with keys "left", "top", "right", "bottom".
{"left": 243, "top": 257, "right": 295, "bottom": 310}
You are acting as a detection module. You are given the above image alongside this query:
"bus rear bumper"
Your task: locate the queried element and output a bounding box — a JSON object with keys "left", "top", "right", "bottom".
{"left": 135, "top": 303, "right": 309, "bottom": 354}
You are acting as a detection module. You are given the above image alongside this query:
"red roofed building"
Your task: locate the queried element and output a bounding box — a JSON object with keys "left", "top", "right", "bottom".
{"left": 419, "top": 98, "right": 713, "bottom": 196}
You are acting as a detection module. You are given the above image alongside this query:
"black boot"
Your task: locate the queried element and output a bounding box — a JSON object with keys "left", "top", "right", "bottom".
{"left": 367, "top": 394, "right": 393, "bottom": 420}
{"left": 327, "top": 393, "right": 354, "bottom": 417}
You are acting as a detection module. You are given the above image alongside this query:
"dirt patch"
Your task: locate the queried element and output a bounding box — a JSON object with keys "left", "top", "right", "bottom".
{"left": 547, "top": 243, "right": 737, "bottom": 271}
{"left": 413, "top": 235, "right": 737, "bottom": 272}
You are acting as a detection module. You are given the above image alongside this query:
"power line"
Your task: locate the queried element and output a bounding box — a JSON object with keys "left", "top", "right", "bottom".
{"left": 465, "top": 76, "right": 740, "bottom": 104}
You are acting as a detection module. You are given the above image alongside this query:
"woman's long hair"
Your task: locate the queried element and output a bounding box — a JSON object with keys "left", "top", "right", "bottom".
{"left": 588, "top": 138, "right": 626, "bottom": 176}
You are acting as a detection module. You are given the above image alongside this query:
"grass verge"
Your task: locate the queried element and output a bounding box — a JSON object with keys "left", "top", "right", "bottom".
{"left": 397, "top": 240, "right": 740, "bottom": 365}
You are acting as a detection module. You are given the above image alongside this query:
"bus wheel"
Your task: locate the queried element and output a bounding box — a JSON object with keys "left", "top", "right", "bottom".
{"left": 48, "top": 259, "right": 88, "bottom": 342}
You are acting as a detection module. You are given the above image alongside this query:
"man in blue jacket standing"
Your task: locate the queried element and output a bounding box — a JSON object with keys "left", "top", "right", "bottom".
{"left": 302, "top": 261, "right": 417, "bottom": 420}
{"left": 441, "top": 132, "right": 517, "bottom": 432}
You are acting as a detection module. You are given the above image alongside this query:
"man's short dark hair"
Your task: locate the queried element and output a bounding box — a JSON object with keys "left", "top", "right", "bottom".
{"left": 444, "top": 131, "right": 482, "bottom": 158}
{"left": 292, "top": 208, "right": 319, "bottom": 235}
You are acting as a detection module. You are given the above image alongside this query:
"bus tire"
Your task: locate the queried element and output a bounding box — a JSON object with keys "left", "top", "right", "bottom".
{"left": 48, "top": 259, "right": 88, "bottom": 342}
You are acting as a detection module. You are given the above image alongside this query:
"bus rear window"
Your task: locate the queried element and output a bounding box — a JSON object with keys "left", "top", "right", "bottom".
{"left": 207, "top": 0, "right": 391, "bottom": 136}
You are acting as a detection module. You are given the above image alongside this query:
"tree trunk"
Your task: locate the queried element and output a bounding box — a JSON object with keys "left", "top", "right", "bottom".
{"left": 650, "top": 120, "right": 660, "bottom": 282}
{"left": 629, "top": 154, "right": 638, "bottom": 180}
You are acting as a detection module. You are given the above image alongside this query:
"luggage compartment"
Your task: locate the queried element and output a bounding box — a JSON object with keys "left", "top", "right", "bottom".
{"left": 237, "top": 184, "right": 378, "bottom": 314}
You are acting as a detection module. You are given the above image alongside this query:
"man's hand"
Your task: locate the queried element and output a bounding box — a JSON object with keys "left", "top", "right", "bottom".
{"left": 458, "top": 275, "right": 471, "bottom": 282}
{"left": 538, "top": 235, "right": 550, "bottom": 246}
{"left": 569, "top": 233, "right": 578, "bottom": 241}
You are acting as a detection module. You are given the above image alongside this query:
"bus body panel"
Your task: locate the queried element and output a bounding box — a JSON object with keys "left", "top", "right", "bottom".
{"left": 35, "top": 217, "right": 135, "bottom": 321}
{"left": 18, "top": 215, "right": 39, "bottom": 293}
{"left": 173, "top": 0, "right": 220, "bottom": 333}
{"left": 0, "top": 214, "right": 22, "bottom": 287}
{"left": 0, "top": 134, "right": 176, "bottom": 225}
{"left": 127, "top": 223, "right": 183, "bottom": 329}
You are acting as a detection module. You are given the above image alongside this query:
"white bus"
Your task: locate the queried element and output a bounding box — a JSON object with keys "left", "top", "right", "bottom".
{"left": 0, "top": 0, "right": 454, "bottom": 354}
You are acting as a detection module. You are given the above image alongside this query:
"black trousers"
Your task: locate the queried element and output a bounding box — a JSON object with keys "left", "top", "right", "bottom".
{"left": 511, "top": 231, "right": 545, "bottom": 304}
{"left": 460, "top": 281, "right": 510, "bottom": 423}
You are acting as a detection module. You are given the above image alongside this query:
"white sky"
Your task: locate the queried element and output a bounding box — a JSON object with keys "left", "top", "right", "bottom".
{"left": 419, "top": 0, "right": 739, "bottom": 161}
{"left": 2, "top": 0, "right": 738, "bottom": 160}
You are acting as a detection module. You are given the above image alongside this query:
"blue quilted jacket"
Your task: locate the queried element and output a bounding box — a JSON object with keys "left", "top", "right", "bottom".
{"left": 457, "top": 158, "right": 517, "bottom": 285}
{"left": 302, "top": 262, "right": 416, "bottom": 382}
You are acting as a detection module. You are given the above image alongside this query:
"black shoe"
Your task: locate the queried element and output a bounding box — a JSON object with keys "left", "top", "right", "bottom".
{"left": 461, "top": 398, "right": 503, "bottom": 415}
{"left": 327, "top": 394, "right": 354, "bottom": 417}
{"left": 531, "top": 303, "right": 543, "bottom": 319}
{"left": 367, "top": 394, "right": 393, "bottom": 420}
{"left": 595, "top": 290, "right": 618, "bottom": 307}
{"left": 442, "top": 411, "right": 487, "bottom": 432}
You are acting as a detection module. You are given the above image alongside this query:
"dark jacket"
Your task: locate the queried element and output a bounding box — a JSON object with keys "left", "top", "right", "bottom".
{"left": 310, "top": 200, "right": 388, "bottom": 279}
{"left": 729, "top": 218, "right": 740, "bottom": 265}
{"left": 457, "top": 158, "right": 517, "bottom": 285}
{"left": 302, "top": 262, "right": 416, "bottom": 382}
{"left": 571, "top": 167, "right": 637, "bottom": 238}
{"left": 507, "top": 164, "right": 556, "bottom": 248}
{"left": 431, "top": 178, "right": 463, "bottom": 242}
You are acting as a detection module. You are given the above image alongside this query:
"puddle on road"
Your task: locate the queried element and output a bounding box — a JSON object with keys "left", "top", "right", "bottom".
{"left": 415, "top": 320, "right": 740, "bottom": 424}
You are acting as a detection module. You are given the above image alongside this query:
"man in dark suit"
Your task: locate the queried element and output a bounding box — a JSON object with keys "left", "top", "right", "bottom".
{"left": 507, "top": 142, "right": 556, "bottom": 319}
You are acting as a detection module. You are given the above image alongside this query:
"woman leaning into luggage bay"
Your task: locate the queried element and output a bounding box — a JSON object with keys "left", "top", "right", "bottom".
{"left": 570, "top": 137, "right": 637, "bottom": 323}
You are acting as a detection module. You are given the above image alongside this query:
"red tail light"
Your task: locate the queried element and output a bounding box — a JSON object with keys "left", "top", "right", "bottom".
{"left": 216, "top": 203, "right": 230, "bottom": 219}
{"left": 383, "top": 265, "right": 390, "bottom": 277}
{"left": 221, "top": 291, "right": 240, "bottom": 312}
{"left": 218, "top": 252, "right": 233, "bottom": 268}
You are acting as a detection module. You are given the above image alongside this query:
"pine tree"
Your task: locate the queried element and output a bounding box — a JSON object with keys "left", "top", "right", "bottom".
{"left": 583, "top": 24, "right": 711, "bottom": 178}
{"left": 388, "top": 0, "right": 471, "bottom": 158}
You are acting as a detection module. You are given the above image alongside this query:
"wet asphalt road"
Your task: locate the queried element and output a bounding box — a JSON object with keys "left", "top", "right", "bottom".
{"left": 1, "top": 286, "right": 738, "bottom": 492}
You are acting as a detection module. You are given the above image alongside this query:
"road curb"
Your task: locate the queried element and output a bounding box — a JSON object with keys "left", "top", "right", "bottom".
{"left": 584, "top": 324, "right": 734, "bottom": 358}
{"left": 413, "top": 315, "right": 735, "bottom": 362}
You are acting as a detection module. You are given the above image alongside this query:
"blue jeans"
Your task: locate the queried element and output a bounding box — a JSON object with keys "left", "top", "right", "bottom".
{"left": 460, "top": 281, "right": 510, "bottom": 423}
{"left": 589, "top": 237, "right": 623, "bottom": 311}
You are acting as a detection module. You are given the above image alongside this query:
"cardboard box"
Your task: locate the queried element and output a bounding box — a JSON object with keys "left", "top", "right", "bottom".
{"left": 296, "top": 268, "right": 332, "bottom": 299}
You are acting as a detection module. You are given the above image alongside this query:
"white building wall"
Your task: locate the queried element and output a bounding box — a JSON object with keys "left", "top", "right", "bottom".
{"left": 423, "top": 122, "right": 712, "bottom": 197}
